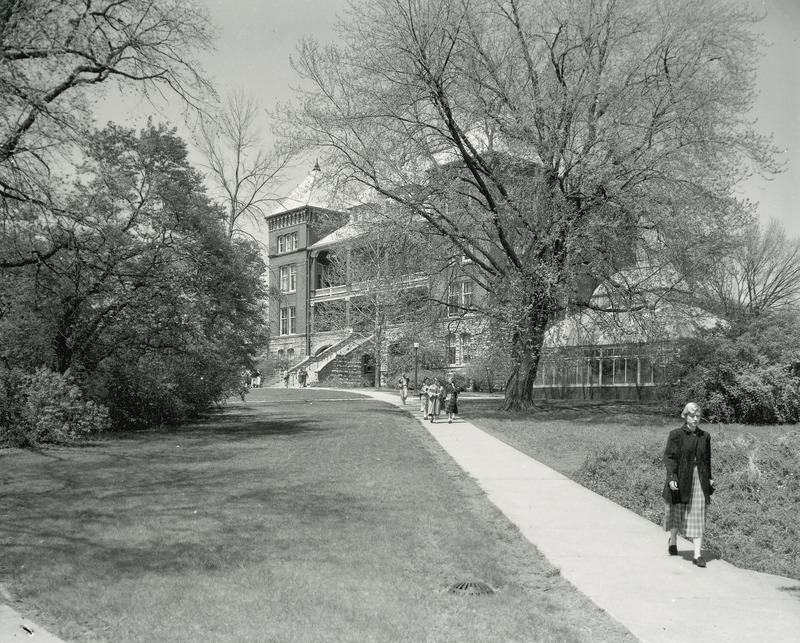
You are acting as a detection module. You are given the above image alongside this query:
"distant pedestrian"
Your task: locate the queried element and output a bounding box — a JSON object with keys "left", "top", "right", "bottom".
{"left": 397, "top": 374, "right": 409, "bottom": 405}
{"left": 663, "top": 402, "right": 714, "bottom": 568}
{"left": 419, "top": 377, "right": 431, "bottom": 417}
{"left": 298, "top": 367, "right": 308, "bottom": 387}
{"left": 283, "top": 370, "right": 290, "bottom": 387}
{"left": 443, "top": 374, "right": 460, "bottom": 423}
{"left": 427, "top": 377, "right": 442, "bottom": 422}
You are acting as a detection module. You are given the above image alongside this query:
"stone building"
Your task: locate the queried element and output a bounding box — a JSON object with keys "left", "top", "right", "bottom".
{"left": 265, "top": 166, "right": 482, "bottom": 387}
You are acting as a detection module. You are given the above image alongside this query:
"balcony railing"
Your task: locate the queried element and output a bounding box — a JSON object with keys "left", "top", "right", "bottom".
{"left": 311, "top": 274, "right": 427, "bottom": 303}
{"left": 312, "top": 284, "right": 349, "bottom": 300}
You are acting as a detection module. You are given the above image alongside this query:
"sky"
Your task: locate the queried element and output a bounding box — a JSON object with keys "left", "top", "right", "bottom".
{"left": 96, "top": 0, "right": 800, "bottom": 236}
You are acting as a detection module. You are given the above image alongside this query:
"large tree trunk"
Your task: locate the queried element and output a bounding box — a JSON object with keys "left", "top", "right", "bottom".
{"left": 53, "top": 304, "right": 78, "bottom": 374}
{"left": 373, "top": 325, "right": 382, "bottom": 388}
{"left": 501, "top": 306, "right": 550, "bottom": 411}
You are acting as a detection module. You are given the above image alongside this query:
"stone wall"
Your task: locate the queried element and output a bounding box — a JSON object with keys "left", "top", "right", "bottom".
{"left": 318, "top": 340, "right": 387, "bottom": 386}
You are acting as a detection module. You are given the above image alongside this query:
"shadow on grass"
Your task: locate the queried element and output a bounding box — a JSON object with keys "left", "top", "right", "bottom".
{"left": 1, "top": 433, "right": 370, "bottom": 582}
{"left": 82, "top": 412, "right": 332, "bottom": 448}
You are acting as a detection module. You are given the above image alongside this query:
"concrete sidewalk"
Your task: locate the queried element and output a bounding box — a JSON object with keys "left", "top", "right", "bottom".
{"left": 0, "top": 603, "right": 63, "bottom": 642}
{"left": 364, "top": 389, "right": 800, "bottom": 643}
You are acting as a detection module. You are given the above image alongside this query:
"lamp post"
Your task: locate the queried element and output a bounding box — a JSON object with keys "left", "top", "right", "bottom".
{"left": 413, "top": 342, "right": 419, "bottom": 393}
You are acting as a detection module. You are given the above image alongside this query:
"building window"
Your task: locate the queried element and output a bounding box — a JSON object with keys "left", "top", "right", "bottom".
{"left": 448, "top": 280, "right": 474, "bottom": 317}
{"left": 279, "top": 307, "right": 296, "bottom": 335}
{"left": 277, "top": 232, "right": 299, "bottom": 254}
{"left": 277, "top": 349, "right": 284, "bottom": 360}
{"left": 279, "top": 264, "right": 297, "bottom": 292}
{"left": 287, "top": 348, "right": 295, "bottom": 360}
{"left": 446, "top": 334, "right": 457, "bottom": 365}
{"left": 461, "top": 281, "right": 473, "bottom": 309}
{"left": 447, "top": 285, "right": 460, "bottom": 318}
{"left": 460, "top": 333, "right": 472, "bottom": 363}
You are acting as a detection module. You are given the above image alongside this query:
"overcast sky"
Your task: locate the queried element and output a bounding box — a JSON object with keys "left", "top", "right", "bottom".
{"left": 97, "top": 0, "right": 800, "bottom": 236}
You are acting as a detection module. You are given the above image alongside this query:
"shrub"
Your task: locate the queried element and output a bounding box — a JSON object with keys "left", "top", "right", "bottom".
{"left": 672, "top": 362, "right": 800, "bottom": 424}
{"left": 668, "top": 311, "right": 800, "bottom": 424}
{"left": 84, "top": 355, "right": 248, "bottom": 430}
{"left": 0, "top": 367, "right": 110, "bottom": 447}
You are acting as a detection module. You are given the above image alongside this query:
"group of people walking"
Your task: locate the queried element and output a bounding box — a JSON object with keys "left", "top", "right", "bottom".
{"left": 397, "top": 373, "right": 461, "bottom": 423}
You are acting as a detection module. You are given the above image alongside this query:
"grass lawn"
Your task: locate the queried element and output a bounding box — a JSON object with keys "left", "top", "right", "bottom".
{"left": 0, "top": 388, "right": 636, "bottom": 642}
{"left": 459, "top": 398, "right": 796, "bottom": 476}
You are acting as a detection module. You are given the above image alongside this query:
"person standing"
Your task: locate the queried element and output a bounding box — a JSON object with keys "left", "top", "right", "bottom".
{"left": 398, "top": 373, "right": 409, "bottom": 405}
{"left": 663, "top": 402, "right": 714, "bottom": 568}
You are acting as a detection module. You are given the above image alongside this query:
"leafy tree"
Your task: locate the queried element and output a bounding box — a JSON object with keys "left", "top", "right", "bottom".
{"left": 669, "top": 309, "right": 800, "bottom": 424}
{"left": 1, "top": 0, "right": 214, "bottom": 268}
{"left": 0, "top": 123, "right": 268, "bottom": 427}
{"left": 284, "top": 0, "right": 778, "bottom": 409}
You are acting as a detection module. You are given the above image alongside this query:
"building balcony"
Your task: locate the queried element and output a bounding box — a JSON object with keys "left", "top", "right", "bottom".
{"left": 310, "top": 274, "right": 428, "bottom": 304}
{"left": 311, "top": 284, "right": 350, "bottom": 302}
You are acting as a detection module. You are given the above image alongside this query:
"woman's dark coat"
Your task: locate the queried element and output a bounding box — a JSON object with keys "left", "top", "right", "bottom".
{"left": 662, "top": 425, "right": 713, "bottom": 504}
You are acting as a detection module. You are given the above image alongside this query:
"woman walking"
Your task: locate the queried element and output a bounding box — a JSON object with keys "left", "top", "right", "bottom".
{"left": 663, "top": 402, "right": 714, "bottom": 568}
{"left": 443, "top": 374, "right": 460, "bottom": 423}
{"left": 427, "top": 377, "right": 442, "bottom": 422}
{"left": 419, "top": 377, "right": 431, "bottom": 417}
{"left": 397, "top": 373, "right": 409, "bottom": 405}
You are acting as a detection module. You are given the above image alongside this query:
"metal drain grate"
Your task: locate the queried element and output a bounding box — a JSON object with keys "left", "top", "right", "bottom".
{"left": 449, "top": 580, "right": 494, "bottom": 596}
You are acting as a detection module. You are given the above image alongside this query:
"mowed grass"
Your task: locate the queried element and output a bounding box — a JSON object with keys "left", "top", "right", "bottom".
{"left": 0, "top": 388, "right": 635, "bottom": 643}
{"left": 459, "top": 399, "right": 676, "bottom": 474}
{"left": 459, "top": 398, "right": 797, "bottom": 478}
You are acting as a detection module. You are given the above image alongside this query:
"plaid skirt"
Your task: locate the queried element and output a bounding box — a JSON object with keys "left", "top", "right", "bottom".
{"left": 664, "top": 465, "right": 706, "bottom": 538}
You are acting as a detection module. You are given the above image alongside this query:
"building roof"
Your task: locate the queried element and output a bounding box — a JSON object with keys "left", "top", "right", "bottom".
{"left": 308, "top": 219, "right": 369, "bottom": 251}
{"left": 544, "top": 305, "right": 720, "bottom": 348}
{"left": 545, "top": 261, "right": 724, "bottom": 347}
{"left": 269, "top": 163, "right": 346, "bottom": 216}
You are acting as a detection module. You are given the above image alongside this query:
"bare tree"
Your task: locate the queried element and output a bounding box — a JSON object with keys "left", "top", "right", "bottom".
{"left": 284, "top": 0, "right": 779, "bottom": 408}
{"left": 1, "top": 0, "right": 214, "bottom": 267}
{"left": 195, "top": 89, "right": 296, "bottom": 239}
{"left": 699, "top": 219, "right": 800, "bottom": 318}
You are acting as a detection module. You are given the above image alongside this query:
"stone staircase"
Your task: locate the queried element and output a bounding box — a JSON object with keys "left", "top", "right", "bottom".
{"left": 288, "top": 332, "right": 374, "bottom": 384}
